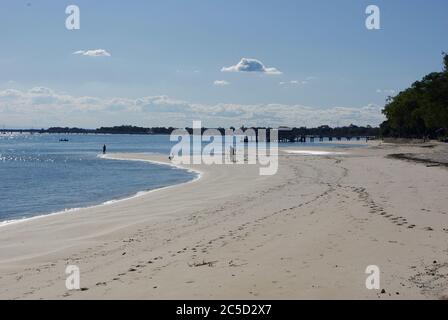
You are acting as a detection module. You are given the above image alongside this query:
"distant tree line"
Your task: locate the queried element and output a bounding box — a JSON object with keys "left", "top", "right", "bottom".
{"left": 42, "top": 125, "right": 175, "bottom": 135}
{"left": 381, "top": 53, "right": 448, "bottom": 139}
{"left": 184, "top": 125, "right": 379, "bottom": 141}
{"left": 1, "top": 124, "right": 380, "bottom": 140}
{"left": 37, "top": 124, "right": 379, "bottom": 140}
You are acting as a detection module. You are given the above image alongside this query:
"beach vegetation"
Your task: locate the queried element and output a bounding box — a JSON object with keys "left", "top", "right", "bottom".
{"left": 382, "top": 53, "right": 448, "bottom": 139}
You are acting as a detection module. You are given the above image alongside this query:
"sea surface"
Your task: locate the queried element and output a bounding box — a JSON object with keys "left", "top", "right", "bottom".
{"left": 0, "top": 134, "right": 195, "bottom": 224}
{"left": 0, "top": 133, "right": 366, "bottom": 224}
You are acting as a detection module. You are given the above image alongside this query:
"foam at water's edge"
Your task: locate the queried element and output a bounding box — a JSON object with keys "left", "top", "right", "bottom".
{"left": 283, "top": 150, "right": 348, "bottom": 156}
{"left": 0, "top": 154, "right": 202, "bottom": 228}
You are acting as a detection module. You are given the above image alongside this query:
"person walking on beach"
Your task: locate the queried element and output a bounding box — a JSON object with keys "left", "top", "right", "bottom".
{"left": 103, "top": 144, "right": 107, "bottom": 154}
{"left": 229, "top": 146, "right": 236, "bottom": 163}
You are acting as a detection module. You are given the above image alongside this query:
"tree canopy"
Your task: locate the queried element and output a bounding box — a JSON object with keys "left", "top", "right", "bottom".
{"left": 381, "top": 53, "right": 448, "bottom": 138}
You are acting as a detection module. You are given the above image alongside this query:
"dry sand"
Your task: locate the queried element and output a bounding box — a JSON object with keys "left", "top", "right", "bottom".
{"left": 1, "top": 142, "right": 448, "bottom": 299}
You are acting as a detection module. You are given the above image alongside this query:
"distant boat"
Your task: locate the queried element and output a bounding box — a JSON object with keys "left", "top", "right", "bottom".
{"left": 59, "top": 138, "right": 69, "bottom": 142}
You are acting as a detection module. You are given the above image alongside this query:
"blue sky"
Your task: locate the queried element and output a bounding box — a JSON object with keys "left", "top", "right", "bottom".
{"left": 0, "top": 0, "right": 447, "bottom": 128}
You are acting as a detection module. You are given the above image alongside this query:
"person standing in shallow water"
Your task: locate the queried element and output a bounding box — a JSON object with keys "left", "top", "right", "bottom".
{"left": 103, "top": 144, "right": 107, "bottom": 154}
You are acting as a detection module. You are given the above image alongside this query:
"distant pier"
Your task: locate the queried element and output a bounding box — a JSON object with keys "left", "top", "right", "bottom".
{"left": 275, "top": 135, "right": 371, "bottom": 143}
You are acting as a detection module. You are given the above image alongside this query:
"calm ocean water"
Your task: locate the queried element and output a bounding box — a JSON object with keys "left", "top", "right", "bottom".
{"left": 0, "top": 133, "right": 365, "bottom": 224}
{"left": 0, "top": 134, "right": 195, "bottom": 224}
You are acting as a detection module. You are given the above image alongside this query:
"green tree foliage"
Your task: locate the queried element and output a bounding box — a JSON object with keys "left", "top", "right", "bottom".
{"left": 382, "top": 53, "right": 448, "bottom": 138}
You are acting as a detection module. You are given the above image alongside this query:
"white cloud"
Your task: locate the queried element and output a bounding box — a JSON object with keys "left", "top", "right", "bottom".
{"left": 29, "top": 87, "right": 54, "bottom": 95}
{"left": 0, "top": 89, "right": 22, "bottom": 99}
{"left": 221, "top": 58, "right": 281, "bottom": 75}
{"left": 213, "top": 80, "right": 230, "bottom": 86}
{"left": 279, "top": 80, "right": 307, "bottom": 86}
{"left": 376, "top": 89, "right": 396, "bottom": 95}
{"left": 279, "top": 77, "right": 317, "bottom": 86}
{"left": 0, "top": 87, "right": 385, "bottom": 128}
{"left": 73, "top": 49, "right": 111, "bottom": 57}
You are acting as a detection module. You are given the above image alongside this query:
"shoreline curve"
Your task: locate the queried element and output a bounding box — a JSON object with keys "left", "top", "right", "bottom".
{"left": 0, "top": 153, "right": 202, "bottom": 228}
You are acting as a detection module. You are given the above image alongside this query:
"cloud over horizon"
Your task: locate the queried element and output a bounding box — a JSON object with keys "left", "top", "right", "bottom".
{"left": 280, "top": 77, "right": 317, "bottom": 86}
{"left": 0, "top": 87, "right": 385, "bottom": 128}
{"left": 376, "top": 89, "right": 396, "bottom": 95}
{"left": 213, "top": 80, "right": 230, "bottom": 86}
{"left": 221, "top": 58, "right": 282, "bottom": 75}
{"left": 73, "top": 49, "right": 111, "bottom": 57}
{"left": 279, "top": 80, "right": 304, "bottom": 86}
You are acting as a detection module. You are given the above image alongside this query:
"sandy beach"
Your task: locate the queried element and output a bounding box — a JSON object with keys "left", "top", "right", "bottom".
{"left": 1, "top": 142, "right": 447, "bottom": 300}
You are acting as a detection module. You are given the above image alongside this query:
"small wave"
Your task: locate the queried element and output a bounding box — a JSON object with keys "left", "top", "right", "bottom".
{"left": 283, "top": 150, "right": 348, "bottom": 156}
{"left": 99, "top": 153, "right": 203, "bottom": 178}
